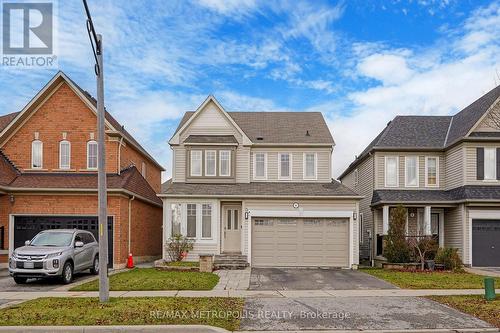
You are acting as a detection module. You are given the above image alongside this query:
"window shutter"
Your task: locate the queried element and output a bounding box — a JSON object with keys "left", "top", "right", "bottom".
{"left": 497, "top": 148, "right": 500, "bottom": 180}
{"left": 476, "top": 147, "right": 484, "bottom": 180}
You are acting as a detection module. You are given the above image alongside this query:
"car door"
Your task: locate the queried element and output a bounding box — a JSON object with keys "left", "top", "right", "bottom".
{"left": 73, "top": 233, "right": 86, "bottom": 271}
{"left": 84, "top": 233, "right": 97, "bottom": 268}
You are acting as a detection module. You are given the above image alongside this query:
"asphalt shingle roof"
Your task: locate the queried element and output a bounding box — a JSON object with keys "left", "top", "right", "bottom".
{"left": 184, "top": 135, "right": 238, "bottom": 144}
{"left": 0, "top": 112, "right": 19, "bottom": 132}
{"left": 175, "top": 111, "right": 334, "bottom": 145}
{"left": 161, "top": 180, "right": 359, "bottom": 197}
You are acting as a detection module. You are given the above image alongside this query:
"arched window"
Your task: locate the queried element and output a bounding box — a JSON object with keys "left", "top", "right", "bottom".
{"left": 87, "top": 141, "right": 98, "bottom": 169}
{"left": 31, "top": 140, "right": 43, "bottom": 169}
{"left": 59, "top": 140, "right": 71, "bottom": 169}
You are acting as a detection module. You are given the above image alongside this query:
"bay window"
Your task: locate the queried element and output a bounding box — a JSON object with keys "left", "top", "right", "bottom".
{"left": 169, "top": 202, "right": 213, "bottom": 240}
{"left": 279, "top": 153, "right": 291, "bottom": 179}
{"left": 186, "top": 204, "right": 197, "bottom": 238}
{"left": 405, "top": 156, "right": 418, "bottom": 187}
{"left": 385, "top": 156, "right": 398, "bottom": 187}
{"left": 202, "top": 204, "right": 212, "bottom": 238}
{"left": 205, "top": 150, "right": 216, "bottom": 176}
{"left": 190, "top": 150, "right": 202, "bottom": 176}
{"left": 254, "top": 152, "right": 266, "bottom": 179}
{"left": 304, "top": 153, "right": 316, "bottom": 179}
{"left": 219, "top": 150, "right": 231, "bottom": 176}
{"left": 425, "top": 156, "right": 438, "bottom": 187}
{"left": 171, "top": 204, "right": 181, "bottom": 236}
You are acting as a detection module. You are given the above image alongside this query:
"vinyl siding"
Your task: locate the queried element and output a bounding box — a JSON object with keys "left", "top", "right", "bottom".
{"left": 445, "top": 144, "right": 464, "bottom": 190}
{"left": 236, "top": 147, "right": 251, "bottom": 183}
{"left": 375, "top": 152, "right": 445, "bottom": 190}
{"left": 444, "top": 205, "right": 464, "bottom": 260}
{"left": 464, "top": 142, "right": 500, "bottom": 185}
{"left": 172, "top": 146, "right": 186, "bottom": 182}
{"left": 250, "top": 148, "right": 332, "bottom": 182}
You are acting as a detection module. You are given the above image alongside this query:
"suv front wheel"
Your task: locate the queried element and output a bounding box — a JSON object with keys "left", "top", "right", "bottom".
{"left": 61, "top": 261, "right": 73, "bottom": 284}
{"left": 90, "top": 255, "right": 99, "bottom": 275}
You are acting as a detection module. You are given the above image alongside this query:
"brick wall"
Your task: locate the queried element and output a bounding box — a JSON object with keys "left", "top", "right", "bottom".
{"left": 120, "top": 144, "right": 161, "bottom": 193}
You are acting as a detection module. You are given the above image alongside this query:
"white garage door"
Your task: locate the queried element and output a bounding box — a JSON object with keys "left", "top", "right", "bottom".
{"left": 251, "top": 217, "right": 349, "bottom": 267}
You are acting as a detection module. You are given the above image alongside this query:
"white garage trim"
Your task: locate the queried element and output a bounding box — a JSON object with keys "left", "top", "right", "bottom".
{"left": 468, "top": 209, "right": 500, "bottom": 267}
{"left": 247, "top": 209, "right": 354, "bottom": 268}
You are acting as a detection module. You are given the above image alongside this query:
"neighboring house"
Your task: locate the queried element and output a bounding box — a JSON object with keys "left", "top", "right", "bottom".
{"left": 159, "top": 96, "right": 361, "bottom": 268}
{"left": 339, "top": 85, "right": 500, "bottom": 267}
{"left": 0, "top": 71, "right": 165, "bottom": 269}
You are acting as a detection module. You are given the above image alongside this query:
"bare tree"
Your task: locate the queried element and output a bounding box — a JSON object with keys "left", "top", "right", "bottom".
{"left": 407, "top": 236, "right": 438, "bottom": 271}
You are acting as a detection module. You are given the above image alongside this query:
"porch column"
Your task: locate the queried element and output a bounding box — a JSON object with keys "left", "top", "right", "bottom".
{"left": 424, "top": 206, "right": 432, "bottom": 236}
{"left": 382, "top": 205, "right": 389, "bottom": 235}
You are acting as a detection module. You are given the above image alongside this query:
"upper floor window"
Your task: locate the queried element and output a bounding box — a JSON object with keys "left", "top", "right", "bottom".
{"left": 405, "top": 156, "right": 419, "bottom": 187}
{"left": 484, "top": 147, "right": 496, "bottom": 180}
{"left": 141, "top": 161, "right": 146, "bottom": 177}
{"left": 425, "top": 156, "right": 438, "bottom": 187}
{"left": 59, "top": 140, "right": 71, "bottom": 169}
{"left": 385, "top": 156, "right": 398, "bottom": 187}
{"left": 219, "top": 150, "right": 231, "bottom": 177}
{"left": 31, "top": 140, "right": 43, "bottom": 169}
{"left": 303, "top": 153, "right": 317, "bottom": 179}
{"left": 254, "top": 152, "right": 267, "bottom": 179}
{"left": 279, "top": 153, "right": 292, "bottom": 179}
{"left": 190, "top": 150, "right": 202, "bottom": 176}
{"left": 205, "top": 150, "right": 216, "bottom": 176}
{"left": 87, "top": 141, "right": 98, "bottom": 169}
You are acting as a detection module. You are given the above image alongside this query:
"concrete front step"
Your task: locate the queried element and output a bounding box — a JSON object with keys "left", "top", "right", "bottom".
{"left": 214, "top": 254, "right": 249, "bottom": 270}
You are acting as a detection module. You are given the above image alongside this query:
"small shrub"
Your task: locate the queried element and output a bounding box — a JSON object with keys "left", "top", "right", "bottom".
{"left": 408, "top": 236, "right": 438, "bottom": 270}
{"left": 435, "top": 247, "right": 463, "bottom": 271}
{"left": 165, "top": 234, "right": 194, "bottom": 262}
{"left": 384, "top": 205, "right": 411, "bottom": 263}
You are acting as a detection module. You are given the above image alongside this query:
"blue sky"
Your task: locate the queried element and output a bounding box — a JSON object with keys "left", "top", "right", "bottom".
{"left": 1, "top": 0, "right": 499, "bottom": 179}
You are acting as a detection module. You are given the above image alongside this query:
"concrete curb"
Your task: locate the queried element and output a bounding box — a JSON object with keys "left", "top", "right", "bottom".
{"left": 0, "top": 325, "right": 229, "bottom": 332}
{"left": 238, "top": 330, "right": 500, "bottom": 333}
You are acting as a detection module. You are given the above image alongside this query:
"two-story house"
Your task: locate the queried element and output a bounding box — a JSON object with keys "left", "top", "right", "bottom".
{"left": 159, "top": 96, "right": 361, "bottom": 268}
{"left": 339, "top": 85, "right": 500, "bottom": 267}
{"left": 0, "top": 72, "right": 165, "bottom": 269}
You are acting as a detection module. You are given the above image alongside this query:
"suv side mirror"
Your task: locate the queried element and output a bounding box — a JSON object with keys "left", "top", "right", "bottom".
{"left": 25, "top": 240, "right": 30, "bottom": 246}
{"left": 75, "top": 241, "right": 84, "bottom": 248}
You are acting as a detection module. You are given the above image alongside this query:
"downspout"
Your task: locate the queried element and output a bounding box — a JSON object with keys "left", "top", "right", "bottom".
{"left": 117, "top": 136, "right": 124, "bottom": 175}
{"left": 128, "top": 195, "right": 135, "bottom": 254}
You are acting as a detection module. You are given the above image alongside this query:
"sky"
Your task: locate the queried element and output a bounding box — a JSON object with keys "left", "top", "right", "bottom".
{"left": 1, "top": 0, "right": 499, "bottom": 181}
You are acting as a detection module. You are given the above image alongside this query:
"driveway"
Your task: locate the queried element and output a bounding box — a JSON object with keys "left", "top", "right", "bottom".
{"left": 250, "top": 268, "right": 396, "bottom": 290}
{"left": 0, "top": 272, "right": 93, "bottom": 292}
{"left": 240, "top": 296, "right": 492, "bottom": 331}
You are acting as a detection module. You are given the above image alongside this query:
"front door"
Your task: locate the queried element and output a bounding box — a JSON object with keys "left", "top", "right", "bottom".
{"left": 223, "top": 205, "right": 241, "bottom": 253}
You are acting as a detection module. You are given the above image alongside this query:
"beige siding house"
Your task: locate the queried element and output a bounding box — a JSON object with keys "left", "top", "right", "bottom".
{"left": 160, "top": 96, "right": 361, "bottom": 268}
{"left": 339, "top": 85, "right": 500, "bottom": 267}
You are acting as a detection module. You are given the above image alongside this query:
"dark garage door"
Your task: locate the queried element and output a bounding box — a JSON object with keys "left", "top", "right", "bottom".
{"left": 14, "top": 216, "right": 114, "bottom": 268}
{"left": 472, "top": 219, "right": 500, "bottom": 267}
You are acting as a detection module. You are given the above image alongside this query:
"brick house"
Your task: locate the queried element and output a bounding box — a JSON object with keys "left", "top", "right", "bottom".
{"left": 0, "top": 71, "right": 165, "bottom": 268}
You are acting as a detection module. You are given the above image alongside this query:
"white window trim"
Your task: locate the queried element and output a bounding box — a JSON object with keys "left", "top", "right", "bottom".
{"left": 303, "top": 152, "right": 317, "bottom": 180}
{"left": 59, "top": 140, "right": 71, "bottom": 170}
{"left": 190, "top": 150, "right": 202, "bottom": 177}
{"left": 359, "top": 213, "right": 364, "bottom": 244}
{"left": 424, "top": 156, "right": 439, "bottom": 187}
{"left": 86, "top": 140, "right": 98, "bottom": 170}
{"left": 253, "top": 152, "right": 267, "bottom": 180}
{"left": 405, "top": 156, "right": 419, "bottom": 188}
{"left": 168, "top": 202, "right": 215, "bottom": 242}
{"left": 31, "top": 140, "right": 43, "bottom": 169}
{"left": 384, "top": 156, "right": 399, "bottom": 187}
{"left": 278, "top": 152, "right": 292, "bottom": 180}
{"left": 205, "top": 150, "right": 216, "bottom": 177}
{"left": 219, "top": 150, "right": 231, "bottom": 177}
{"left": 483, "top": 147, "right": 497, "bottom": 181}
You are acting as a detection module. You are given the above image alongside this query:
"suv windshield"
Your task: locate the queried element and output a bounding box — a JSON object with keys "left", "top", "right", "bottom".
{"left": 30, "top": 232, "right": 73, "bottom": 247}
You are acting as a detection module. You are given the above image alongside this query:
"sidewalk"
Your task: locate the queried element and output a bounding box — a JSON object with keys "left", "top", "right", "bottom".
{"left": 0, "top": 288, "right": 498, "bottom": 301}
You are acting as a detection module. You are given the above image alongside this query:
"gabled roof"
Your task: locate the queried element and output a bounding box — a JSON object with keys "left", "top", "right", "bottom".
{"left": 0, "top": 71, "right": 165, "bottom": 171}
{"left": 339, "top": 84, "right": 500, "bottom": 179}
{"left": 184, "top": 135, "right": 238, "bottom": 144}
{"left": 0, "top": 149, "right": 19, "bottom": 186}
{"left": 173, "top": 105, "right": 334, "bottom": 145}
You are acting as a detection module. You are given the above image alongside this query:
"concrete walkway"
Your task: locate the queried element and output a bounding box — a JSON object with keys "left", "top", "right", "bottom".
{"left": 0, "top": 288, "right": 498, "bottom": 301}
{"left": 215, "top": 268, "right": 251, "bottom": 290}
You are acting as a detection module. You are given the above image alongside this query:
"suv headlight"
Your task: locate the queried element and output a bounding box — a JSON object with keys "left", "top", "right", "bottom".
{"left": 11, "top": 251, "right": 17, "bottom": 259}
{"left": 46, "top": 252, "right": 63, "bottom": 259}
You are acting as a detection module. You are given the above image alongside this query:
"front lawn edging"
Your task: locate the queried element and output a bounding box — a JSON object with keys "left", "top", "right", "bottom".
{"left": 154, "top": 259, "right": 200, "bottom": 272}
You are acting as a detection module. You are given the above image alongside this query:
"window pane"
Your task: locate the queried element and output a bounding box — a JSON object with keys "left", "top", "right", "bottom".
{"left": 171, "top": 204, "right": 182, "bottom": 236}
{"left": 406, "top": 156, "right": 417, "bottom": 186}
{"left": 187, "top": 204, "right": 196, "bottom": 237}
{"left": 87, "top": 142, "right": 98, "bottom": 169}
{"left": 427, "top": 158, "right": 437, "bottom": 185}
{"left": 190, "top": 151, "right": 201, "bottom": 176}
{"left": 386, "top": 157, "right": 397, "bottom": 186}
{"left": 484, "top": 148, "right": 496, "bottom": 180}
{"left": 280, "top": 153, "right": 290, "bottom": 178}
{"left": 305, "top": 153, "right": 315, "bottom": 178}
{"left": 202, "top": 204, "right": 212, "bottom": 238}
{"left": 220, "top": 150, "right": 230, "bottom": 176}
{"left": 233, "top": 210, "right": 239, "bottom": 230}
{"left": 60, "top": 141, "right": 70, "bottom": 169}
{"left": 205, "top": 151, "right": 216, "bottom": 176}
{"left": 431, "top": 214, "right": 439, "bottom": 235}
{"left": 255, "top": 153, "right": 265, "bottom": 178}
{"left": 227, "top": 209, "right": 232, "bottom": 230}
{"left": 32, "top": 141, "right": 42, "bottom": 168}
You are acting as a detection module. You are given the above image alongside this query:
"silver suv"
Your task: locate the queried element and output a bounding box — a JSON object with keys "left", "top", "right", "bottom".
{"left": 9, "top": 229, "right": 99, "bottom": 284}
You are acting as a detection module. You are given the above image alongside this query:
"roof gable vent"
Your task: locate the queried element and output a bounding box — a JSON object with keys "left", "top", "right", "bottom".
{"left": 256, "top": 136, "right": 264, "bottom": 141}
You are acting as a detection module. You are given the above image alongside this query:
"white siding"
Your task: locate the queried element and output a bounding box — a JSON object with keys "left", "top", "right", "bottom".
{"left": 445, "top": 144, "right": 464, "bottom": 190}
{"left": 464, "top": 142, "right": 500, "bottom": 185}
{"left": 443, "top": 205, "right": 464, "bottom": 260}
{"left": 236, "top": 147, "right": 250, "bottom": 183}
{"left": 172, "top": 146, "right": 186, "bottom": 182}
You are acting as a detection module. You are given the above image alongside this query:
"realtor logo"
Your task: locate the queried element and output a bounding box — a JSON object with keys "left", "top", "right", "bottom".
{"left": 2, "top": 1, "right": 57, "bottom": 68}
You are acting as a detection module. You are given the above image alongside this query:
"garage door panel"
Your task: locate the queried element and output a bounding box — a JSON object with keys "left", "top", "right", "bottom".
{"left": 252, "top": 217, "right": 349, "bottom": 267}
{"left": 472, "top": 219, "right": 500, "bottom": 267}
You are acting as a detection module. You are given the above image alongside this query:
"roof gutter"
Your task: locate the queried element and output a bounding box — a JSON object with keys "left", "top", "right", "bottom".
{"left": 158, "top": 194, "right": 363, "bottom": 200}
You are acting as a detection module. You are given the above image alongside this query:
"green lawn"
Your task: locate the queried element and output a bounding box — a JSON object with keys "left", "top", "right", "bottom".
{"left": 428, "top": 295, "right": 499, "bottom": 328}
{"left": 71, "top": 268, "right": 219, "bottom": 291}
{"left": 0, "top": 297, "right": 243, "bottom": 330}
{"left": 361, "top": 268, "right": 500, "bottom": 289}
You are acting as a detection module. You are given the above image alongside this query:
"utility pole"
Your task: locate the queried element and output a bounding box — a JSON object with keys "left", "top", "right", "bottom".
{"left": 83, "top": 0, "right": 109, "bottom": 303}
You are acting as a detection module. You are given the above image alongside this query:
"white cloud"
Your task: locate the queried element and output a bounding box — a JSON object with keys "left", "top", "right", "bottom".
{"left": 357, "top": 53, "right": 414, "bottom": 85}
{"left": 196, "top": 0, "right": 258, "bottom": 16}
